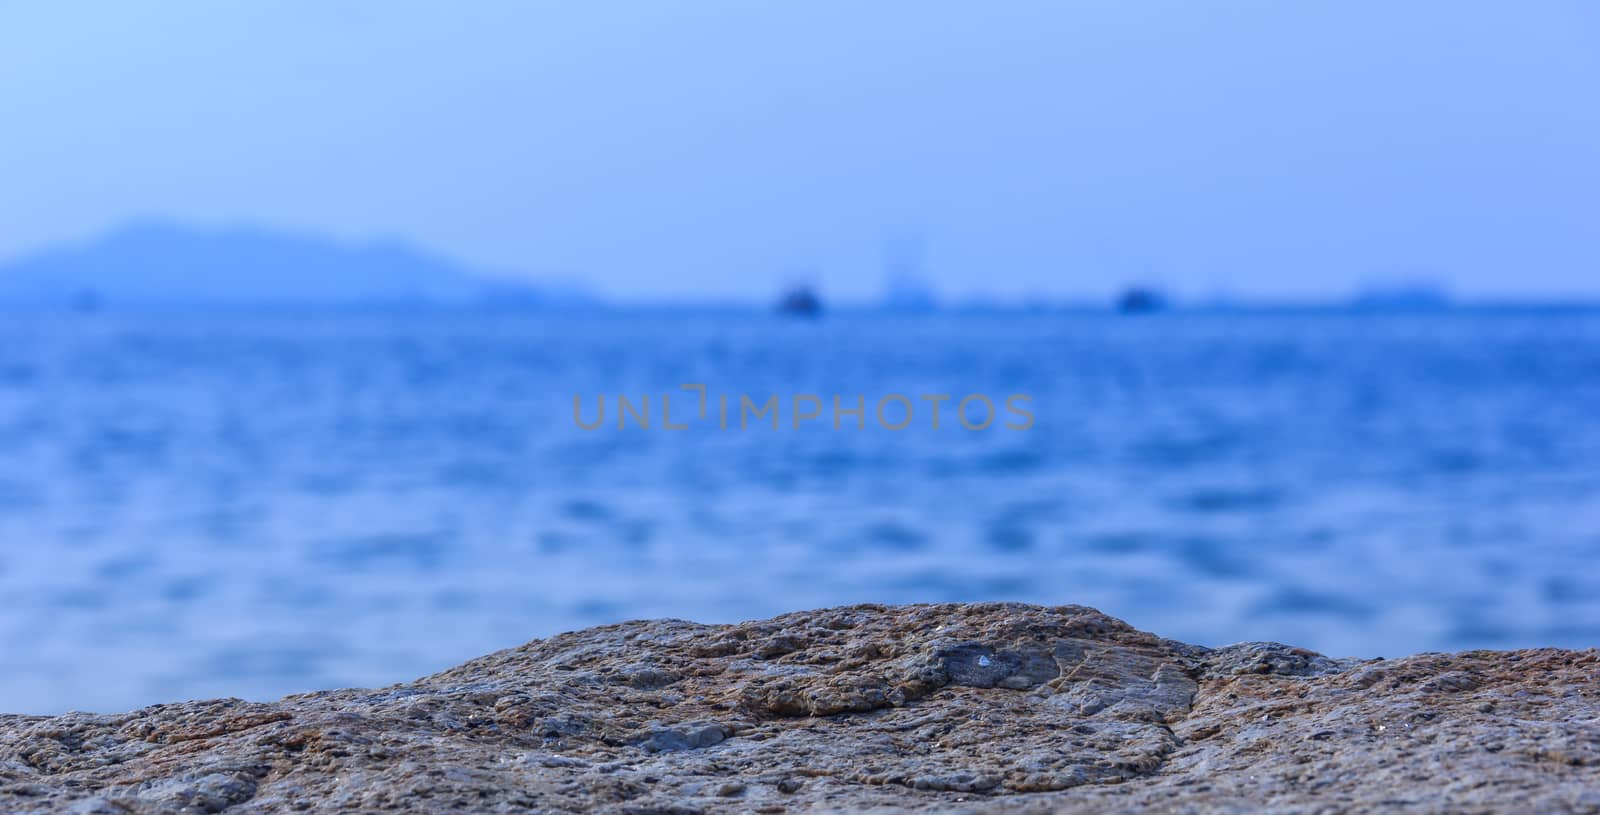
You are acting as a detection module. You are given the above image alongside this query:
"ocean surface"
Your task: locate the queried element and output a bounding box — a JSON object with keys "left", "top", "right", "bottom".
{"left": 2, "top": 309, "right": 1598, "bottom": 714}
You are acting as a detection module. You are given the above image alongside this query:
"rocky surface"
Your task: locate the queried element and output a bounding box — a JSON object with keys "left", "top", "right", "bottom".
{"left": 3, "top": 603, "right": 1598, "bottom": 813}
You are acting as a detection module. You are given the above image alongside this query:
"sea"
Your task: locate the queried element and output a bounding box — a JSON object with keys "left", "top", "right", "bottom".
{"left": 2, "top": 308, "right": 1598, "bottom": 714}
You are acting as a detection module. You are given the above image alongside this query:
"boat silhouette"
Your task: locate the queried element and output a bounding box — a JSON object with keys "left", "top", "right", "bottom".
{"left": 776, "top": 285, "right": 822, "bottom": 318}
{"left": 1116, "top": 287, "right": 1166, "bottom": 314}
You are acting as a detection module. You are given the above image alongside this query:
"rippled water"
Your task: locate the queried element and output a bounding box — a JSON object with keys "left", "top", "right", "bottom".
{"left": 2, "top": 309, "right": 1598, "bottom": 713}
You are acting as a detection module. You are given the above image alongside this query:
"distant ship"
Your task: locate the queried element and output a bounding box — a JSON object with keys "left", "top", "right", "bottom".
{"left": 776, "top": 285, "right": 822, "bottom": 318}
{"left": 1116, "top": 287, "right": 1167, "bottom": 314}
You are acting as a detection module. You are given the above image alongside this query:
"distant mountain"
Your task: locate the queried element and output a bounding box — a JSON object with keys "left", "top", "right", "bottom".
{"left": 0, "top": 222, "right": 593, "bottom": 307}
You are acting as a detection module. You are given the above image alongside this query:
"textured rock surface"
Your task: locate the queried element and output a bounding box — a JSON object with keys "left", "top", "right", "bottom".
{"left": 3, "top": 603, "right": 1598, "bottom": 813}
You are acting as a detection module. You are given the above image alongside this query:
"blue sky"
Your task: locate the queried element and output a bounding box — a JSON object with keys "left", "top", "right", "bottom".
{"left": 2, "top": 1, "right": 1597, "bottom": 302}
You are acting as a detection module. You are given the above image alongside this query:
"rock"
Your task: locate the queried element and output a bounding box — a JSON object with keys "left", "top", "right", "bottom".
{"left": 639, "top": 723, "right": 730, "bottom": 753}
{"left": 2, "top": 602, "right": 1597, "bottom": 813}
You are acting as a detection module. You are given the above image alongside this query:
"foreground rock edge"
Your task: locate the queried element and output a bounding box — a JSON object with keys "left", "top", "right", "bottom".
{"left": 1, "top": 602, "right": 1596, "bottom": 813}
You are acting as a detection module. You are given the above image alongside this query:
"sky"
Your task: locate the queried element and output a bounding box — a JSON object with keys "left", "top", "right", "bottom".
{"left": 1, "top": 1, "right": 1598, "bottom": 303}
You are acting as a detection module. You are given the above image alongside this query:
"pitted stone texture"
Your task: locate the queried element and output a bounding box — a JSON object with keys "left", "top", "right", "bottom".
{"left": 2, "top": 603, "right": 1597, "bottom": 813}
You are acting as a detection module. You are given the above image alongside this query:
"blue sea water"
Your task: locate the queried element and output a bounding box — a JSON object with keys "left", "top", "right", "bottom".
{"left": 2, "top": 309, "right": 1598, "bottom": 714}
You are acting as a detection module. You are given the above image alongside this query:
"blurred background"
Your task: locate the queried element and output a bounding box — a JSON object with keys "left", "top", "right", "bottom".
{"left": 2, "top": 1, "right": 1598, "bottom": 714}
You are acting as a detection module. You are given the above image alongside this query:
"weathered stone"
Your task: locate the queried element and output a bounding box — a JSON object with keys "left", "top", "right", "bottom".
{"left": 2, "top": 603, "right": 1596, "bottom": 813}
